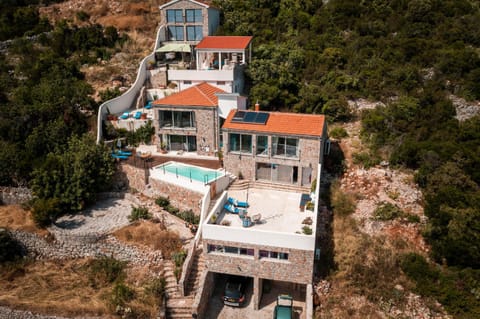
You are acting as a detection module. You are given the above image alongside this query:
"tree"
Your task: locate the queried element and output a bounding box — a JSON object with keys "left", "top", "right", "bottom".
{"left": 31, "top": 134, "right": 115, "bottom": 213}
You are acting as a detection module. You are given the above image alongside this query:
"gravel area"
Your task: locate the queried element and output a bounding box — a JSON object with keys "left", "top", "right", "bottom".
{"left": 51, "top": 197, "right": 132, "bottom": 235}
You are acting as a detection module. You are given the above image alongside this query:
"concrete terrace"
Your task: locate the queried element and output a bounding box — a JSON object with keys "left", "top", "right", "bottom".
{"left": 215, "top": 188, "right": 316, "bottom": 234}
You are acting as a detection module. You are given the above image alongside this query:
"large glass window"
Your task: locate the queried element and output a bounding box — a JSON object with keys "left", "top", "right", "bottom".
{"left": 229, "top": 133, "right": 252, "bottom": 153}
{"left": 167, "top": 9, "right": 183, "bottom": 23}
{"left": 186, "top": 26, "right": 203, "bottom": 41}
{"left": 160, "top": 111, "right": 195, "bottom": 128}
{"left": 259, "top": 250, "right": 288, "bottom": 260}
{"left": 272, "top": 136, "right": 299, "bottom": 158}
{"left": 168, "top": 135, "right": 196, "bottom": 152}
{"left": 168, "top": 26, "right": 184, "bottom": 41}
{"left": 256, "top": 135, "right": 268, "bottom": 156}
{"left": 185, "top": 9, "right": 202, "bottom": 22}
{"left": 207, "top": 244, "right": 253, "bottom": 256}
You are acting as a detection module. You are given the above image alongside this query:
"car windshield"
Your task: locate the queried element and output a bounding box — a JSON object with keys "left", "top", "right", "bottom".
{"left": 225, "top": 282, "right": 242, "bottom": 298}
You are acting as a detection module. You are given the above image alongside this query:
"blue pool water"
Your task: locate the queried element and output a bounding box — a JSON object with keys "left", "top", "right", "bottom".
{"left": 157, "top": 162, "right": 223, "bottom": 183}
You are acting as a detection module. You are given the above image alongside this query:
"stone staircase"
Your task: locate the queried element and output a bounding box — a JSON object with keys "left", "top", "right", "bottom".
{"left": 227, "top": 179, "right": 250, "bottom": 191}
{"left": 252, "top": 180, "right": 311, "bottom": 193}
{"left": 185, "top": 248, "right": 206, "bottom": 296}
{"left": 164, "top": 248, "right": 206, "bottom": 319}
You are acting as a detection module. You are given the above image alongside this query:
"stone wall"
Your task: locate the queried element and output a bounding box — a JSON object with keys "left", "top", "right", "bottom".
{"left": 9, "top": 229, "right": 162, "bottom": 266}
{"left": 112, "top": 163, "right": 149, "bottom": 193}
{"left": 192, "top": 271, "right": 215, "bottom": 318}
{"left": 202, "top": 238, "right": 314, "bottom": 284}
{"left": 154, "top": 107, "right": 217, "bottom": 156}
{"left": 0, "top": 306, "right": 102, "bottom": 319}
{"left": 159, "top": 0, "right": 211, "bottom": 43}
{"left": 0, "top": 187, "right": 33, "bottom": 205}
{"left": 149, "top": 179, "right": 203, "bottom": 214}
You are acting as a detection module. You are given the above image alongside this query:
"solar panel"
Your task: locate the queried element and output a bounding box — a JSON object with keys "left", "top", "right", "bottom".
{"left": 231, "top": 111, "right": 269, "bottom": 125}
{"left": 232, "top": 111, "right": 246, "bottom": 122}
{"left": 255, "top": 112, "right": 269, "bottom": 124}
{"left": 243, "top": 112, "right": 257, "bottom": 123}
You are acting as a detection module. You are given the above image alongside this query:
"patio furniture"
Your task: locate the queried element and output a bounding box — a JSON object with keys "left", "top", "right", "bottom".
{"left": 299, "top": 193, "right": 311, "bottom": 212}
{"left": 111, "top": 153, "right": 129, "bottom": 160}
{"left": 224, "top": 203, "right": 246, "bottom": 214}
{"left": 228, "top": 197, "right": 249, "bottom": 208}
{"left": 120, "top": 112, "right": 130, "bottom": 120}
{"left": 115, "top": 150, "right": 132, "bottom": 156}
{"left": 145, "top": 101, "right": 153, "bottom": 109}
{"left": 242, "top": 216, "right": 252, "bottom": 227}
{"left": 134, "top": 111, "right": 142, "bottom": 119}
{"left": 252, "top": 214, "right": 262, "bottom": 223}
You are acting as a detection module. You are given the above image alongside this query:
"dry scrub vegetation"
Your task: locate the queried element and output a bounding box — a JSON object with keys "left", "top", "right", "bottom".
{"left": 114, "top": 220, "right": 182, "bottom": 259}
{"left": 0, "top": 259, "right": 112, "bottom": 317}
{"left": 39, "top": 0, "right": 166, "bottom": 96}
{"left": 0, "top": 205, "right": 48, "bottom": 236}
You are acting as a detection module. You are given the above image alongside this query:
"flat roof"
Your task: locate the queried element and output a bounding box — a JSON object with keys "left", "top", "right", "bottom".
{"left": 215, "top": 188, "right": 316, "bottom": 234}
{"left": 222, "top": 110, "right": 326, "bottom": 137}
{"left": 195, "top": 36, "right": 253, "bottom": 50}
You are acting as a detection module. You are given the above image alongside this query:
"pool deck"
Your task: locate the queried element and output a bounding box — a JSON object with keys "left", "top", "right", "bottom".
{"left": 215, "top": 188, "right": 316, "bottom": 234}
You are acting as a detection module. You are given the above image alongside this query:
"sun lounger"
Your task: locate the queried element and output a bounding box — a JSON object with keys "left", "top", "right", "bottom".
{"left": 111, "top": 153, "right": 129, "bottom": 160}
{"left": 134, "top": 111, "right": 142, "bottom": 119}
{"left": 228, "top": 197, "right": 249, "bottom": 208}
{"left": 115, "top": 150, "right": 132, "bottom": 156}
{"left": 224, "top": 203, "right": 246, "bottom": 214}
{"left": 145, "top": 101, "right": 153, "bottom": 109}
{"left": 120, "top": 112, "right": 130, "bottom": 120}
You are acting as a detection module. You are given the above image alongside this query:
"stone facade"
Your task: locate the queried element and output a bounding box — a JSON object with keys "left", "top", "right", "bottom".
{"left": 112, "top": 162, "right": 149, "bottom": 193}
{"left": 222, "top": 132, "right": 324, "bottom": 187}
{"left": 154, "top": 106, "right": 219, "bottom": 156}
{"left": 202, "top": 238, "right": 314, "bottom": 285}
{"left": 149, "top": 178, "right": 203, "bottom": 214}
{"left": 160, "top": 0, "right": 218, "bottom": 45}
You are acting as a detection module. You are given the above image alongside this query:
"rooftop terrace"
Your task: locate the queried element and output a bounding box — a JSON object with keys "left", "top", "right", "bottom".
{"left": 213, "top": 188, "right": 316, "bottom": 235}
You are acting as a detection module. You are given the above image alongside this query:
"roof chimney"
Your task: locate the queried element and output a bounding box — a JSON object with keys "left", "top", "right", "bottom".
{"left": 254, "top": 100, "right": 260, "bottom": 112}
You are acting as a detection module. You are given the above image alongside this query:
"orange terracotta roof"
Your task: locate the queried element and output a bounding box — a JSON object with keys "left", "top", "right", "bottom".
{"left": 195, "top": 36, "right": 253, "bottom": 50}
{"left": 152, "top": 82, "right": 226, "bottom": 107}
{"left": 222, "top": 110, "right": 326, "bottom": 137}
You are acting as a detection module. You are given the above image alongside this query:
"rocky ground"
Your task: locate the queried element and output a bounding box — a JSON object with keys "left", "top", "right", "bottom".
{"left": 315, "top": 100, "right": 451, "bottom": 319}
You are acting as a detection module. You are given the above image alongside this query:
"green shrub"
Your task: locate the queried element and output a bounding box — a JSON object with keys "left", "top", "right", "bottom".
{"left": 110, "top": 282, "right": 134, "bottom": 308}
{"left": 177, "top": 210, "right": 200, "bottom": 225}
{"left": 310, "top": 178, "right": 317, "bottom": 193}
{"left": 75, "top": 10, "right": 90, "bottom": 22}
{"left": 128, "top": 206, "right": 152, "bottom": 222}
{"left": 31, "top": 197, "right": 61, "bottom": 228}
{"left": 302, "top": 225, "right": 313, "bottom": 235}
{"left": 0, "top": 230, "right": 23, "bottom": 262}
{"left": 88, "top": 257, "right": 126, "bottom": 287}
{"left": 405, "top": 213, "right": 420, "bottom": 223}
{"left": 165, "top": 205, "right": 179, "bottom": 215}
{"left": 155, "top": 196, "right": 170, "bottom": 208}
{"left": 329, "top": 126, "right": 349, "bottom": 139}
{"left": 144, "top": 277, "right": 166, "bottom": 298}
{"left": 172, "top": 250, "right": 187, "bottom": 268}
{"left": 331, "top": 184, "right": 356, "bottom": 216}
{"left": 373, "top": 202, "right": 403, "bottom": 221}
{"left": 352, "top": 151, "right": 381, "bottom": 168}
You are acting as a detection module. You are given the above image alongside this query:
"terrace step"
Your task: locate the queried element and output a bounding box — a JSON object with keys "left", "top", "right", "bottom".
{"left": 166, "top": 296, "right": 194, "bottom": 319}
{"left": 185, "top": 248, "right": 206, "bottom": 296}
{"left": 252, "top": 180, "right": 310, "bottom": 193}
{"left": 227, "top": 179, "right": 250, "bottom": 190}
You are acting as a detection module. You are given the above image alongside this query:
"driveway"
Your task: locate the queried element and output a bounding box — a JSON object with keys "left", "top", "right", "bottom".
{"left": 204, "top": 275, "right": 306, "bottom": 319}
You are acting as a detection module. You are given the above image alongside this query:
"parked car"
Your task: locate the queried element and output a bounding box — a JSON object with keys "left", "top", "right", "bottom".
{"left": 273, "top": 294, "right": 293, "bottom": 319}
{"left": 223, "top": 277, "right": 246, "bottom": 307}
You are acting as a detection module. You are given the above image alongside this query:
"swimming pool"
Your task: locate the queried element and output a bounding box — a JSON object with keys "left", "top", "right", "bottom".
{"left": 155, "top": 162, "right": 224, "bottom": 184}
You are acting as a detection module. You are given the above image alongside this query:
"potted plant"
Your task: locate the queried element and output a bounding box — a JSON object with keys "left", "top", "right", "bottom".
{"left": 160, "top": 142, "right": 168, "bottom": 154}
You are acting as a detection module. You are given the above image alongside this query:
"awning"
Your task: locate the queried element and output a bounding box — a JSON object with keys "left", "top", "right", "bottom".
{"left": 155, "top": 43, "right": 191, "bottom": 53}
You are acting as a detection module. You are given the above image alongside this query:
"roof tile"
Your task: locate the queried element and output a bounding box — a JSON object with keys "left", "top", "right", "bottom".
{"left": 222, "top": 110, "right": 326, "bottom": 137}
{"left": 152, "top": 82, "right": 226, "bottom": 107}
{"left": 195, "top": 36, "right": 253, "bottom": 50}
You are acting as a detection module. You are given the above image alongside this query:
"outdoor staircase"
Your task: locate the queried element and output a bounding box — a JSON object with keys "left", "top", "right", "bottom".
{"left": 227, "top": 179, "right": 250, "bottom": 191}
{"left": 252, "top": 180, "right": 311, "bottom": 193}
{"left": 164, "top": 248, "right": 206, "bottom": 319}
{"left": 185, "top": 248, "right": 206, "bottom": 296}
